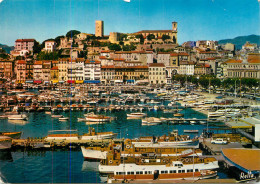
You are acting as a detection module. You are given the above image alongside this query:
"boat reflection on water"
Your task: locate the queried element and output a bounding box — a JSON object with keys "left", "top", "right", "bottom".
{"left": 81, "top": 160, "right": 99, "bottom": 172}
{"left": 8, "top": 120, "right": 28, "bottom": 125}
{"left": 82, "top": 161, "right": 107, "bottom": 183}
{"left": 0, "top": 151, "right": 13, "bottom": 162}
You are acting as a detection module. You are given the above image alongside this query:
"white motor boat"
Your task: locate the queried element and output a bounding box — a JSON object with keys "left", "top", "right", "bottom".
{"left": 8, "top": 114, "right": 27, "bottom": 120}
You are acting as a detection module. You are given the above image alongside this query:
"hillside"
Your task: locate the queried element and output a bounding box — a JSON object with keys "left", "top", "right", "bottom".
{"left": 0, "top": 44, "right": 14, "bottom": 54}
{"left": 218, "top": 34, "right": 260, "bottom": 49}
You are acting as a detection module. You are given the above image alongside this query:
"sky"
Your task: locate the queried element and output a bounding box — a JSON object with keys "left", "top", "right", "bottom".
{"left": 0, "top": 0, "right": 259, "bottom": 46}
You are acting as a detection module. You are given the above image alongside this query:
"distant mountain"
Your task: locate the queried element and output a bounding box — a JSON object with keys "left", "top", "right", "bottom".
{"left": 0, "top": 44, "right": 14, "bottom": 54}
{"left": 218, "top": 35, "right": 260, "bottom": 49}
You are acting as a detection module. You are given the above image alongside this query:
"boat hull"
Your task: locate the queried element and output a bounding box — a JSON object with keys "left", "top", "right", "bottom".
{"left": 81, "top": 147, "right": 108, "bottom": 160}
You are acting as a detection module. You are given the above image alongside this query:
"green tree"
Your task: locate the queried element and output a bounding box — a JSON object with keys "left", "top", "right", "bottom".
{"left": 119, "top": 34, "right": 128, "bottom": 41}
{"left": 147, "top": 34, "right": 155, "bottom": 41}
{"left": 122, "top": 43, "right": 136, "bottom": 51}
{"left": 33, "top": 41, "right": 42, "bottom": 54}
{"left": 162, "top": 34, "right": 170, "bottom": 42}
{"left": 108, "top": 43, "right": 122, "bottom": 51}
{"left": 136, "top": 34, "right": 144, "bottom": 44}
{"left": 66, "top": 30, "right": 81, "bottom": 38}
{"left": 55, "top": 35, "right": 65, "bottom": 47}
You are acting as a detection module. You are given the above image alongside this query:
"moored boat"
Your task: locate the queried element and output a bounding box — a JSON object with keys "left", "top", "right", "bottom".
{"left": 0, "top": 136, "right": 12, "bottom": 150}
{"left": 7, "top": 114, "right": 27, "bottom": 120}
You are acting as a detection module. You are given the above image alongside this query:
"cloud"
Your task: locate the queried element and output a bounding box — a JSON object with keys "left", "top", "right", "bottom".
{"left": 0, "top": 0, "right": 3, "bottom": 4}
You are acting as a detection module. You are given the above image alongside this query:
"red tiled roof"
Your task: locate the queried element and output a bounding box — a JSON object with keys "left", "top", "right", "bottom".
{"left": 85, "top": 60, "right": 101, "bottom": 64}
{"left": 158, "top": 52, "right": 170, "bottom": 54}
{"left": 114, "top": 58, "right": 125, "bottom": 61}
{"left": 17, "top": 60, "right": 26, "bottom": 64}
{"left": 225, "top": 59, "right": 242, "bottom": 64}
{"left": 101, "top": 65, "right": 115, "bottom": 69}
{"left": 51, "top": 66, "right": 58, "bottom": 70}
{"left": 148, "top": 63, "right": 165, "bottom": 67}
{"left": 99, "top": 56, "right": 107, "bottom": 59}
{"left": 101, "top": 50, "right": 110, "bottom": 53}
{"left": 16, "top": 39, "right": 35, "bottom": 42}
{"left": 34, "top": 61, "right": 42, "bottom": 65}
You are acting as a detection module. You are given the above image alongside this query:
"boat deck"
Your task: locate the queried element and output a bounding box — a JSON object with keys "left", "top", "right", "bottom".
{"left": 111, "top": 178, "right": 237, "bottom": 183}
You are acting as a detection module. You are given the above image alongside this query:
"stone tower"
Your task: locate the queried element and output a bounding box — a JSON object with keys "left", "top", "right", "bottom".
{"left": 172, "top": 22, "right": 178, "bottom": 44}
{"left": 95, "top": 20, "right": 104, "bottom": 37}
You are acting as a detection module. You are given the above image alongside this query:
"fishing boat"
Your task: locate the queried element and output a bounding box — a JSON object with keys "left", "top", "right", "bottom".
{"left": 174, "top": 113, "right": 184, "bottom": 117}
{"left": 59, "top": 117, "right": 69, "bottom": 121}
{"left": 0, "top": 132, "right": 22, "bottom": 139}
{"left": 142, "top": 117, "right": 162, "bottom": 126}
{"left": 127, "top": 113, "right": 146, "bottom": 118}
{"left": 7, "top": 114, "right": 27, "bottom": 120}
{"left": 81, "top": 128, "right": 117, "bottom": 140}
{"left": 77, "top": 118, "right": 87, "bottom": 122}
{"left": 0, "top": 136, "right": 12, "bottom": 150}
{"left": 44, "top": 130, "right": 79, "bottom": 141}
{"left": 51, "top": 114, "right": 63, "bottom": 118}
{"left": 184, "top": 130, "right": 199, "bottom": 133}
{"left": 84, "top": 112, "right": 111, "bottom": 122}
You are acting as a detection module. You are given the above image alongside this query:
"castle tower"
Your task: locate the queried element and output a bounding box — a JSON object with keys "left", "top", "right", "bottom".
{"left": 172, "top": 22, "right": 178, "bottom": 44}
{"left": 172, "top": 22, "right": 177, "bottom": 32}
{"left": 95, "top": 20, "right": 104, "bottom": 37}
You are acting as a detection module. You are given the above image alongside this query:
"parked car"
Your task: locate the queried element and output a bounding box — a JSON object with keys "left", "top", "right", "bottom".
{"left": 211, "top": 138, "right": 228, "bottom": 144}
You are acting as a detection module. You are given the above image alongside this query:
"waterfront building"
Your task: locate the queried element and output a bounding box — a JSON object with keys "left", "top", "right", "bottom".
{"left": 178, "top": 61, "right": 195, "bottom": 75}
{"left": 223, "top": 54, "right": 260, "bottom": 78}
{"left": 101, "top": 65, "right": 115, "bottom": 85}
{"left": 58, "top": 58, "right": 69, "bottom": 82}
{"left": 26, "top": 60, "right": 34, "bottom": 80}
{"left": 75, "top": 58, "right": 85, "bottom": 81}
{"left": 44, "top": 40, "right": 56, "bottom": 52}
{"left": 0, "top": 60, "right": 13, "bottom": 80}
{"left": 42, "top": 61, "right": 51, "bottom": 83}
{"left": 84, "top": 60, "right": 101, "bottom": 83}
{"left": 14, "top": 39, "right": 35, "bottom": 53}
{"left": 148, "top": 63, "right": 166, "bottom": 85}
{"left": 194, "top": 63, "right": 211, "bottom": 75}
{"left": 33, "top": 61, "right": 43, "bottom": 82}
{"left": 67, "top": 59, "right": 76, "bottom": 81}
{"left": 15, "top": 60, "right": 26, "bottom": 83}
{"left": 114, "top": 65, "right": 149, "bottom": 84}
{"left": 50, "top": 66, "right": 59, "bottom": 83}
{"left": 95, "top": 20, "right": 104, "bottom": 37}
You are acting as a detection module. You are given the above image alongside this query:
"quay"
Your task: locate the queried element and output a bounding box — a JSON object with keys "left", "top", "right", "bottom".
{"left": 11, "top": 138, "right": 124, "bottom": 149}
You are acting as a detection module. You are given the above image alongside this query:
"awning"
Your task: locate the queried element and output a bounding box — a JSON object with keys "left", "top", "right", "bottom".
{"left": 52, "top": 80, "right": 59, "bottom": 83}
{"left": 84, "top": 80, "right": 100, "bottom": 84}
{"left": 67, "top": 80, "right": 75, "bottom": 84}
{"left": 26, "top": 80, "right": 34, "bottom": 83}
{"left": 59, "top": 81, "right": 64, "bottom": 83}
{"left": 44, "top": 81, "right": 49, "bottom": 83}
{"left": 115, "top": 80, "right": 123, "bottom": 83}
{"left": 76, "top": 80, "right": 84, "bottom": 84}
{"left": 126, "top": 80, "right": 135, "bottom": 83}
{"left": 34, "top": 80, "right": 42, "bottom": 84}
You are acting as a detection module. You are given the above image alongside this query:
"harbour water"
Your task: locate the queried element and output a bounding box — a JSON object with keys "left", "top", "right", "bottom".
{"left": 0, "top": 104, "right": 230, "bottom": 183}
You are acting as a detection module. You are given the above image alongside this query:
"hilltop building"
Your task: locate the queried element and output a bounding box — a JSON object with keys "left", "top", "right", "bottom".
{"left": 95, "top": 20, "right": 104, "bottom": 37}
